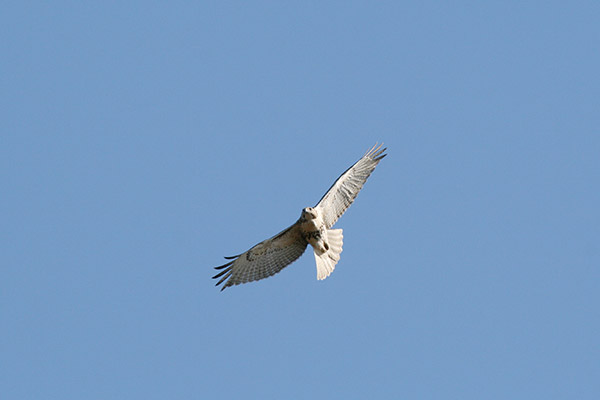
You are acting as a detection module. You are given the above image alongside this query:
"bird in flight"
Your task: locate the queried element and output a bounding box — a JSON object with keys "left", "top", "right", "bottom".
{"left": 213, "top": 143, "right": 387, "bottom": 291}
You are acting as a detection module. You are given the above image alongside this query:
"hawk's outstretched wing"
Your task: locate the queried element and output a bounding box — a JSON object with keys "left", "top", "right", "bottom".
{"left": 212, "top": 223, "right": 308, "bottom": 291}
{"left": 315, "top": 143, "right": 387, "bottom": 229}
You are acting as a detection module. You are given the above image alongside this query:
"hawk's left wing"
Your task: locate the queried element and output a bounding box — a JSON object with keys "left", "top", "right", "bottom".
{"left": 315, "top": 143, "right": 387, "bottom": 229}
{"left": 212, "top": 223, "right": 308, "bottom": 291}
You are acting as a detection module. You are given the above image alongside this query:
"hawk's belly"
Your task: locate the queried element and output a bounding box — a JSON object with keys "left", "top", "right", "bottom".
{"left": 300, "top": 218, "right": 328, "bottom": 255}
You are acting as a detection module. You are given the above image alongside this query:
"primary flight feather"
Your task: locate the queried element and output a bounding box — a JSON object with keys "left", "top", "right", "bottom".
{"left": 213, "top": 143, "right": 387, "bottom": 290}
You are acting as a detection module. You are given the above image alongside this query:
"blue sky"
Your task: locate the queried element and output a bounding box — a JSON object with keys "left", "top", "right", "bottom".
{"left": 2, "top": 1, "right": 599, "bottom": 399}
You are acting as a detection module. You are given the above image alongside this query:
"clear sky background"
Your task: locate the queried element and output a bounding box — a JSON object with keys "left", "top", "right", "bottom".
{"left": 2, "top": 1, "right": 599, "bottom": 399}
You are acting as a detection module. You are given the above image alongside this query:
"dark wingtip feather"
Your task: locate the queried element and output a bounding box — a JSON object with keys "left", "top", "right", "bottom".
{"left": 214, "top": 260, "right": 235, "bottom": 270}
{"left": 370, "top": 144, "right": 387, "bottom": 161}
{"left": 214, "top": 254, "right": 240, "bottom": 290}
{"left": 215, "top": 270, "right": 233, "bottom": 287}
{"left": 212, "top": 268, "right": 230, "bottom": 279}
{"left": 374, "top": 149, "right": 387, "bottom": 162}
{"left": 365, "top": 143, "right": 387, "bottom": 161}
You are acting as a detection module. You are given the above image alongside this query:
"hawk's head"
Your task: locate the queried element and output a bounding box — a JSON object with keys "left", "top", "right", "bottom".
{"left": 301, "top": 207, "right": 317, "bottom": 221}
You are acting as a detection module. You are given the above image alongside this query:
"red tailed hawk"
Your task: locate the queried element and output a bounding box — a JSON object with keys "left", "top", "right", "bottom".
{"left": 213, "top": 143, "right": 387, "bottom": 290}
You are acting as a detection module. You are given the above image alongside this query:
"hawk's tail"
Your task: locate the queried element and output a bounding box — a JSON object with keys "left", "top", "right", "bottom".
{"left": 314, "top": 229, "right": 344, "bottom": 280}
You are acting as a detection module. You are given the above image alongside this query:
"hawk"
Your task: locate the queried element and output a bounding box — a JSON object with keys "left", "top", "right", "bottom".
{"left": 213, "top": 143, "right": 387, "bottom": 290}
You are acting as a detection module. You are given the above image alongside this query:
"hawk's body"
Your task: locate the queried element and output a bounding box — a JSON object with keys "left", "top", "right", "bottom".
{"left": 213, "top": 143, "right": 387, "bottom": 290}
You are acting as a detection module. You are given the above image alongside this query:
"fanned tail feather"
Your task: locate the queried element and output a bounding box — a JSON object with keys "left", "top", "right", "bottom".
{"left": 314, "top": 229, "right": 344, "bottom": 280}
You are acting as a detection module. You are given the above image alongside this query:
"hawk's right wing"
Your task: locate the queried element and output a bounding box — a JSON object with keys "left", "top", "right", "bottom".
{"left": 315, "top": 143, "right": 387, "bottom": 229}
{"left": 212, "top": 223, "right": 308, "bottom": 291}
